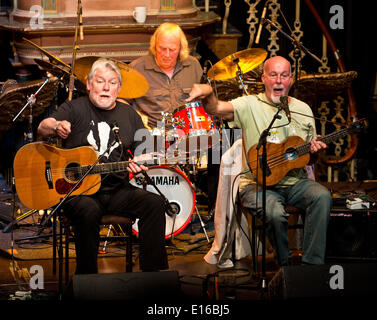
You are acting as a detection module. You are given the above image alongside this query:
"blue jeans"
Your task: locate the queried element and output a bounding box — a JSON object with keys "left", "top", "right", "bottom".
{"left": 240, "top": 179, "right": 331, "bottom": 265}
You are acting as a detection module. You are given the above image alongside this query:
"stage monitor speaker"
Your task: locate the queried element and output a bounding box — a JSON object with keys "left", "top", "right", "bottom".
{"left": 326, "top": 209, "right": 377, "bottom": 260}
{"left": 70, "top": 271, "right": 181, "bottom": 301}
{"left": 268, "top": 263, "right": 377, "bottom": 300}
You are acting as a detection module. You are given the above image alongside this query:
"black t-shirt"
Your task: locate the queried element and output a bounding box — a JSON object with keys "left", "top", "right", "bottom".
{"left": 51, "top": 96, "right": 147, "bottom": 191}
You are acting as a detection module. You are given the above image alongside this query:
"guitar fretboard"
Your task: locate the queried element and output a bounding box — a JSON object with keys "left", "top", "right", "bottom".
{"left": 81, "top": 161, "right": 131, "bottom": 176}
{"left": 295, "top": 123, "right": 361, "bottom": 157}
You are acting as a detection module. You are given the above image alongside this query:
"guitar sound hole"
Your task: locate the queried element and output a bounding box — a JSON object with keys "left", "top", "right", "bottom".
{"left": 65, "top": 162, "right": 82, "bottom": 182}
{"left": 285, "top": 147, "right": 297, "bottom": 160}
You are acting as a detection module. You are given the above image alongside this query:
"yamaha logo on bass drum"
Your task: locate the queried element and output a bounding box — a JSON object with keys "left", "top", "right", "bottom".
{"left": 135, "top": 175, "right": 180, "bottom": 186}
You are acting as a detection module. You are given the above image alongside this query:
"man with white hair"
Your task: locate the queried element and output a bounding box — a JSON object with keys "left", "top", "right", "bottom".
{"left": 38, "top": 58, "right": 169, "bottom": 274}
{"left": 129, "top": 22, "right": 203, "bottom": 129}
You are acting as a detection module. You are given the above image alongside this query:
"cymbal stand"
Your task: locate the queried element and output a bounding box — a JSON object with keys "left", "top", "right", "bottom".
{"left": 233, "top": 57, "right": 249, "bottom": 96}
{"left": 12, "top": 77, "right": 49, "bottom": 142}
{"left": 6, "top": 78, "right": 49, "bottom": 232}
{"left": 68, "top": 0, "right": 83, "bottom": 101}
{"left": 187, "top": 156, "right": 210, "bottom": 242}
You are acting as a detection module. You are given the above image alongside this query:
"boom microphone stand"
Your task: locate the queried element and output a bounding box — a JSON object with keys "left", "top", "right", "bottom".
{"left": 261, "top": 18, "right": 322, "bottom": 75}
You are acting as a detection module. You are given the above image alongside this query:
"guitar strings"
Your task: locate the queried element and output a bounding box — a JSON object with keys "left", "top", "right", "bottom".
{"left": 248, "top": 145, "right": 306, "bottom": 172}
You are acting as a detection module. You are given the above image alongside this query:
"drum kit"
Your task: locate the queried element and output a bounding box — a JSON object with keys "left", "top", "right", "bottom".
{"left": 2, "top": 38, "right": 269, "bottom": 239}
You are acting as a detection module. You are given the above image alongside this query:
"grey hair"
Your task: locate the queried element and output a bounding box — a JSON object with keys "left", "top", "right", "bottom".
{"left": 87, "top": 58, "right": 122, "bottom": 86}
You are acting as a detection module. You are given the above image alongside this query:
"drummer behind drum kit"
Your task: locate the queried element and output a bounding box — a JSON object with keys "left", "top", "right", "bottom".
{"left": 6, "top": 38, "right": 269, "bottom": 239}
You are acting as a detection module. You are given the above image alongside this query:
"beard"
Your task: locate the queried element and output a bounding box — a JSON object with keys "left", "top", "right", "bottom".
{"left": 90, "top": 94, "right": 116, "bottom": 110}
{"left": 270, "top": 95, "right": 281, "bottom": 104}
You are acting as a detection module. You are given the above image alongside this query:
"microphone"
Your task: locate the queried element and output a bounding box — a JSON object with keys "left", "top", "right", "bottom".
{"left": 112, "top": 121, "right": 122, "bottom": 145}
{"left": 279, "top": 95, "right": 291, "bottom": 120}
{"left": 255, "top": 1, "right": 268, "bottom": 44}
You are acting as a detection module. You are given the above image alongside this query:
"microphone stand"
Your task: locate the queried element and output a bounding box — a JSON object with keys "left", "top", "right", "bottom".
{"left": 36, "top": 139, "right": 118, "bottom": 298}
{"left": 256, "top": 105, "right": 283, "bottom": 296}
{"left": 262, "top": 18, "right": 322, "bottom": 67}
{"left": 40, "top": 141, "right": 116, "bottom": 228}
{"left": 138, "top": 170, "right": 180, "bottom": 248}
{"left": 140, "top": 171, "right": 177, "bottom": 219}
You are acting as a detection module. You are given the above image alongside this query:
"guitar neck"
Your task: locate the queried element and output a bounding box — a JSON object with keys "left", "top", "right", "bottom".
{"left": 82, "top": 160, "right": 131, "bottom": 176}
{"left": 296, "top": 126, "right": 353, "bottom": 157}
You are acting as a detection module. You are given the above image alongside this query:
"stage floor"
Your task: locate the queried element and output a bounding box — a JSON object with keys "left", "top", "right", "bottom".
{"left": 1, "top": 191, "right": 377, "bottom": 315}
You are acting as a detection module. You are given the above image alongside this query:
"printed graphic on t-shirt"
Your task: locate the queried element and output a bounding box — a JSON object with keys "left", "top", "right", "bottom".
{"left": 87, "top": 120, "right": 119, "bottom": 158}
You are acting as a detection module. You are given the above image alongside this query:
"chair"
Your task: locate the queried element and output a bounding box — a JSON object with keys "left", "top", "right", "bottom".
{"left": 54, "top": 213, "right": 135, "bottom": 296}
{"left": 204, "top": 138, "right": 309, "bottom": 268}
{"left": 237, "top": 201, "right": 304, "bottom": 272}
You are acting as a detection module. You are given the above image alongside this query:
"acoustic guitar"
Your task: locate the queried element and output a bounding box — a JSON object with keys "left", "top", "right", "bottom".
{"left": 13, "top": 141, "right": 179, "bottom": 210}
{"left": 247, "top": 119, "right": 366, "bottom": 186}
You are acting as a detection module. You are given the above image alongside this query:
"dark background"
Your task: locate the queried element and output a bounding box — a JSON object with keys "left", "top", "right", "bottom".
{"left": 200, "top": 0, "right": 377, "bottom": 180}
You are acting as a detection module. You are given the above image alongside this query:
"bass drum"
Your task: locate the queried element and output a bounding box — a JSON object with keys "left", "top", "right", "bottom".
{"left": 129, "top": 166, "right": 196, "bottom": 239}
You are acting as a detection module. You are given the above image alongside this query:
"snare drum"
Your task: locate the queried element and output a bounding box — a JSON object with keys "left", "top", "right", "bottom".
{"left": 172, "top": 101, "right": 219, "bottom": 152}
{"left": 129, "top": 166, "right": 195, "bottom": 239}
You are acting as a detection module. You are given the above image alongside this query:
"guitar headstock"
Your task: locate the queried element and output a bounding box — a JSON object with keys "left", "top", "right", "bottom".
{"left": 349, "top": 118, "right": 368, "bottom": 133}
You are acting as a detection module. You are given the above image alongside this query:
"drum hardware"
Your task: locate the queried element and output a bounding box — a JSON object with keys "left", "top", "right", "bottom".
{"left": 194, "top": 206, "right": 210, "bottom": 243}
{"left": 206, "top": 48, "right": 268, "bottom": 97}
{"left": 34, "top": 58, "right": 87, "bottom": 95}
{"left": 0, "top": 77, "right": 60, "bottom": 132}
{"left": 12, "top": 77, "right": 49, "bottom": 143}
{"left": 185, "top": 154, "right": 211, "bottom": 243}
{"left": 171, "top": 101, "right": 219, "bottom": 154}
{"left": 22, "top": 37, "right": 71, "bottom": 70}
{"left": 233, "top": 56, "right": 249, "bottom": 96}
{"left": 207, "top": 48, "right": 268, "bottom": 82}
{"left": 26, "top": 36, "right": 150, "bottom": 100}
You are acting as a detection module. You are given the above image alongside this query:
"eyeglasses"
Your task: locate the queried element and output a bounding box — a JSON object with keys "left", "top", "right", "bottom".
{"left": 266, "top": 72, "right": 291, "bottom": 81}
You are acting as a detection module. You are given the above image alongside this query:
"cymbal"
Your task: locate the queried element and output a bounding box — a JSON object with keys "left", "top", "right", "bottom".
{"left": 34, "top": 58, "right": 70, "bottom": 79}
{"left": 23, "top": 38, "right": 70, "bottom": 69}
{"left": 207, "top": 48, "right": 268, "bottom": 81}
{"left": 74, "top": 56, "right": 150, "bottom": 99}
{"left": 0, "top": 77, "right": 59, "bottom": 131}
{"left": 34, "top": 59, "right": 87, "bottom": 93}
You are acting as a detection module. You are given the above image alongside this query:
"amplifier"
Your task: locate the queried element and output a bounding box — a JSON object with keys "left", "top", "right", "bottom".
{"left": 326, "top": 207, "right": 377, "bottom": 261}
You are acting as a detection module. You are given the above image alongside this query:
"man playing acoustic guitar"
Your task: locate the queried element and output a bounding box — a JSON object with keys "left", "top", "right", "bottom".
{"left": 37, "top": 58, "right": 169, "bottom": 274}
{"left": 187, "top": 56, "right": 332, "bottom": 266}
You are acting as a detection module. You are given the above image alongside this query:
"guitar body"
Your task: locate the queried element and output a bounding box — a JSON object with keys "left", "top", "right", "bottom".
{"left": 247, "top": 136, "right": 310, "bottom": 186}
{"left": 13, "top": 142, "right": 101, "bottom": 210}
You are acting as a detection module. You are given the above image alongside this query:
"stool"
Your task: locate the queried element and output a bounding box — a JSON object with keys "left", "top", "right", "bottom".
{"left": 55, "top": 213, "right": 135, "bottom": 296}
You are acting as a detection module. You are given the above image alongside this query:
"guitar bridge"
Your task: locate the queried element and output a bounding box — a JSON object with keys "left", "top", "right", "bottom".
{"left": 45, "top": 161, "right": 53, "bottom": 189}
